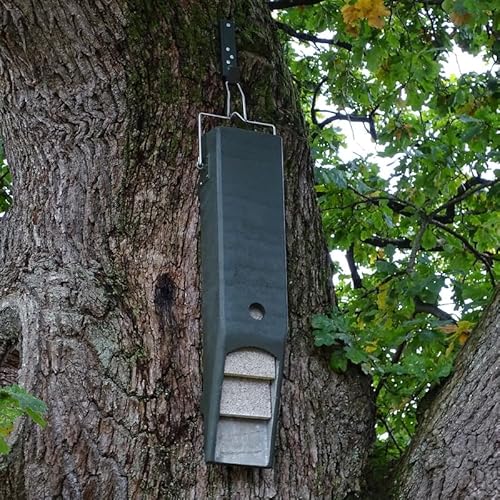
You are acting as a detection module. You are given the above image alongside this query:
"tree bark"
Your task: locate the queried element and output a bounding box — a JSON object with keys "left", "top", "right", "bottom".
{"left": 0, "top": 1, "right": 374, "bottom": 498}
{"left": 393, "top": 288, "right": 500, "bottom": 499}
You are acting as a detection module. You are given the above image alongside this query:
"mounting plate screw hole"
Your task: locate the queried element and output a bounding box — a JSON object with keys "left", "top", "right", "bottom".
{"left": 249, "top": 303, "right": 265, "bottom": 320}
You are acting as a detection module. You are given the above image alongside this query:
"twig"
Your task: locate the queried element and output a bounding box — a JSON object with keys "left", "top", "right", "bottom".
{"left": 374, "top": 341, "right": 406, "bottom": 401}
{"left": 378, "top": 416, "right": 403, "bottom": 455}
{"left": 311, "top": 77, "right": 328, "bottom": 127}
{"left": 362, "top": 235, "right": 443, "bottom": 252}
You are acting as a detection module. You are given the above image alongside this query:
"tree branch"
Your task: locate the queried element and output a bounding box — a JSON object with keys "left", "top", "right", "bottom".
{"left": 274, "top": 21, "right": 352, "bottom": 50}
{"left": 316, "top": 110, "right": 371, "bottom": 127}
{"left": 414, "top": 298, "right": 454, "bottom": 322}
{"left": 346, "top": 244, "right": 363, "bottom": 289}
{"left": 311, "top": 77, "right": 327, "bottom": 127}
{"left": 362, "top": 235, "right": 443, "bottom": 252}
{"left": 431, "top": 218, "right": 496, "bottom": 287}
{"left": 309, "top": 78, "right": 377, "bottom": 138}
{"left": 268, "top": 0, "right": 325, "bottom": 9}
{"left": 347, "top": 188, "right": 417, "bottom": 217}
{"left": 431, "top": 177, "right": 498, "bottom": 224}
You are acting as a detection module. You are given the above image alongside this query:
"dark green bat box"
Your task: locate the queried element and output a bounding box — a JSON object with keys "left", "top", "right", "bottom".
{"left": 199, "top": 127, "right": 288, "bottom": 467}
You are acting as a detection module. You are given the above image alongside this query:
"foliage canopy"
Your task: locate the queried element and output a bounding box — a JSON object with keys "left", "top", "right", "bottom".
{"left": 275, "top": 0, "right": 499, "bottom": 468}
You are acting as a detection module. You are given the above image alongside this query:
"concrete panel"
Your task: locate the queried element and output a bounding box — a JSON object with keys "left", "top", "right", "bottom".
{"left": 224, "top": 348, "right": 276, "bottom": 380}
{"left": 215, "top": 417, "right": 270, "bottom": 467}
{"left": 220, "top": 377, "right": 272, "bottom": 419}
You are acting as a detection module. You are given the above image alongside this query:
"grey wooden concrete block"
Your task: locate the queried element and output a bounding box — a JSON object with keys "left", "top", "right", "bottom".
{"left": 215, "top": 417, "right": 270, "bottom": 466}
{"left": 224, "top": 348, "right": 276, "bottom": 380}
{"left": 219, "top": 377, "right": 272, "bottom": 419}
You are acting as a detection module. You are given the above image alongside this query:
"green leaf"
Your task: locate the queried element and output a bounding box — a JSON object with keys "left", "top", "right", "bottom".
{"left": 1, "top": 385, "right": 47, "bottom": 414}
{"left": 345, "top": 345, "right": 368, "bottom": 365}
{"left": 25, "top": 408, "right": 47, "bottom": 428}
{"left": 330, "top": 350, "right": 348, "bottom": 373}
{"left": 283, "top": 0, "right": 498, "bottom": 468}
{"left": 421, "top": 228, "right": 437, "bottom": 250}
{"left": 375, "top": 261, "right": 398, "bottom": 275}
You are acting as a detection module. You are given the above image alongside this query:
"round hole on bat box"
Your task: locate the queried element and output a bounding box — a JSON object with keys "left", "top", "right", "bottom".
{"left": 249, "top": 303, "right": 265, "bottom": 320}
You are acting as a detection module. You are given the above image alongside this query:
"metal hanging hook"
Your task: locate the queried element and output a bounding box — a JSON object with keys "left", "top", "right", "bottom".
{"left": 196, "top": 20, "right": 277, "bottom": 168}
{"left": 225, "top": 81, "right": 248, "bottom": 120}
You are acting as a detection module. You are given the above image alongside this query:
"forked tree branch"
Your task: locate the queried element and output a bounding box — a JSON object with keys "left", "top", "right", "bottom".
{"left": 431, "top": 177, "right": 498, "bottom": 224}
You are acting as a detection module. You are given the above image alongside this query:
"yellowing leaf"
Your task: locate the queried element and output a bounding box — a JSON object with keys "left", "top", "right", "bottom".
{"left": 364, "top": 342, "right": 378, "bottom": 353}
{"left": 342, "top": 0, "right": 390, "bottom": 34}
{"left": 456, "top": 320, "right": 474, "bottom": 344}
{"left": 342, "top": 4, "right": 361, "bottom": 24}
{"left": 377, "top": 283, "right": 389, "bottom": 310}
{"left": 456, "top": 320, "right": 475, "bottom": 335}
{"left": 355, "top": 0, "right": 375, "bottom": 16}
{"left": 0, "top": 424, "right": 13, "bottom": 437}
{"left": 439, "top": 324, "right": 457, "bottom": 334}
{"left": 458, "top": 332, "right": 469, "bottom": 345}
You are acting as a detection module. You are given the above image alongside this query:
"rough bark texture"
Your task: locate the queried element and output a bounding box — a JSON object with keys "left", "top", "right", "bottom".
{"left": 394, "top": 288, "right": 500, "bottom": 499}
{"left": 0, "top": 1, "right": 375, "bottom": 499}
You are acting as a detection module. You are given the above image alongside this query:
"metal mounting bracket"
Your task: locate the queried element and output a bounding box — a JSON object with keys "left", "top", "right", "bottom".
{"left": 196, "top": 20, "right": 277, "bottom": 168}
{"left": 220, "top": 19, "right": 240, "bottom": 84}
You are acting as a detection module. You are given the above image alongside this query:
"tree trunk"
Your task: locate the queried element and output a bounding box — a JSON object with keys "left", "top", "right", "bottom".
{"left": 0, "top": 1, "right": 374, "bottom": 498}
{"left": 393, "top": 288, "right": 500, "bottom": 499}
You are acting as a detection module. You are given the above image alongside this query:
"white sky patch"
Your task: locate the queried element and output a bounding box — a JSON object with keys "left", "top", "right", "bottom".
{"left": 442, "top": 44, "right": 494, "bottom": 77}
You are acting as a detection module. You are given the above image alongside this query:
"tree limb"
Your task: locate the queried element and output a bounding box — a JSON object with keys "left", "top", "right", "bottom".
{"left": 362, "top": 235, "right": 443, "bottom": 252}
{"left": 346, "top": 244, "right": 363, "bottom": 289}
{"left": 274, "top": 21, "right": 352, "bottom": 50}
{"left": 414, "top": 298, "right": 455, "bottom": 322}
{"left": 315, "top": 109, "right": 377, "bottom": 141}
{"left": 268, "top": 0, "right": 326, "bottom": 9}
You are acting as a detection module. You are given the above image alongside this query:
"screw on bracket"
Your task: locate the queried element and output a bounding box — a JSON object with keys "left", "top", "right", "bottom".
{"left": 219, "top": 19, "right": 241, "bottom": 84}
